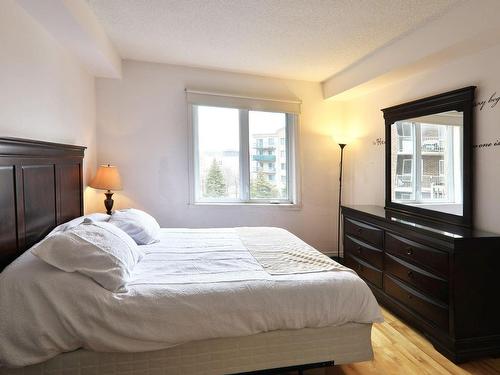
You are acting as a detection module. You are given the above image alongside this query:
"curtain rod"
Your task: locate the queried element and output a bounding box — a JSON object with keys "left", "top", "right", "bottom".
{"left": 185, "top": 89, "right": 302, "bottom": 104}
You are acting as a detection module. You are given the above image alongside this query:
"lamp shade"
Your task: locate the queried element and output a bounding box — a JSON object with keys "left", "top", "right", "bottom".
{"left": 332, "top": 134, "right": 352, "bottom": 146}
{"left": 90, "top": 164, "right": 122, "bottom": 191}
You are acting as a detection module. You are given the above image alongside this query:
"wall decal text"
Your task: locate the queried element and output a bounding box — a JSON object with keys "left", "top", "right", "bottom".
{"left": 473, "top": 140, "right": 500, "bottom": 149}
{"left": 473, "top": 92, "right": 500, "bottom": 111}
{"left": 372, "top": 138, "right": 385, "bottom": 146}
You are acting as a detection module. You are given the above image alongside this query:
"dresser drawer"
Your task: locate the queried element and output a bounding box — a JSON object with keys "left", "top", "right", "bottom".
{"left": 385, "top": 253, "right": 448, "bottom": 303}
{"left": 384, "top": 275, "right": 448, "bottom": 331}
{"left": 344, "top": 218, "right": 383, "bottom": 248}
{"left": 345, "top": 254, "right": 382, "bottom": 289}
{"left": 385, "top": 233, "right": 448, "bottom": 277}
{"left": 344, "top": 234, "right": 383, "bottom": 269}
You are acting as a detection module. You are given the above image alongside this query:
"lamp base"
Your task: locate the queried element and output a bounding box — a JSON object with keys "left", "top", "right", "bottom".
{"left": 104, "top": 191, "right": 114, "bottom": 215}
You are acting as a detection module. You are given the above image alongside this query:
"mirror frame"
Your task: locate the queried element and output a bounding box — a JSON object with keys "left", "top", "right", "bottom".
{"left": 382, "top": 86, "right": 476, "bottom": 227}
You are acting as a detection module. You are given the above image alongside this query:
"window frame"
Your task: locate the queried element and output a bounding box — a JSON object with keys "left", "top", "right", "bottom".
{"left": 187, "top": 104, "right": 300, "bottom": 206}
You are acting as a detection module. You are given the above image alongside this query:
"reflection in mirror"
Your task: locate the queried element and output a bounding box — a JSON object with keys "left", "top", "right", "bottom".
{"left": 391, "top": 110, "right": 463, "bottom": 216}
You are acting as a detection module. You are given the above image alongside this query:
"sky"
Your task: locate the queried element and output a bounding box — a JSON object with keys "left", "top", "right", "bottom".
{"left": 197, "top": 105, "right": 286, "bottom": 152}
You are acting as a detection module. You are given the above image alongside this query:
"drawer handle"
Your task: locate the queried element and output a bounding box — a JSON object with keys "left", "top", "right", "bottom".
{"left": 407, "top": 270, "right": 413, "bottom": 278}
{"left": 356, "top": 246, "right": 362, "bottom": 254}
{"left": 357, "top": 228, "right": 362, "bottom": 234}
{"left": 407, "top": 293, "right": 413, "bottom": 300}
{"left": 406, "top": 247, "right": 413, "bottom": 255}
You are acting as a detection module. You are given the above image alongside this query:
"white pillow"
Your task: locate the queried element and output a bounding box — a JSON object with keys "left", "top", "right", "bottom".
{"left": 48, "top": 213, "right": 110, "bottom": 236}
{"left": 32, "top": 219, "right": 143, "bottom": 292}
{"left": 109, "top": 208, "right": 160, "bottom": 245}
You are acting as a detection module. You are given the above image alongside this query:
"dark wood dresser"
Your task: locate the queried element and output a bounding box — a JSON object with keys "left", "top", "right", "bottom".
{"left": 341, "top": 204, "right": 500, "bottom": 363}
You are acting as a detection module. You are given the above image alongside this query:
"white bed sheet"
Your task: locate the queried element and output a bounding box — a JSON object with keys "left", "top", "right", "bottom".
{"left": 0, "top": 227, "right": 382, "bottom": 368}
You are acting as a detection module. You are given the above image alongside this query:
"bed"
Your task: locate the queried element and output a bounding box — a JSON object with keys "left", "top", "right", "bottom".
{"left": 0, "top": 138, "right": 382, "bottom": 375}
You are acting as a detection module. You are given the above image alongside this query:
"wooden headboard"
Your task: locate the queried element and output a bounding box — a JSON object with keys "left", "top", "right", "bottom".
{"left": 0, "top": 137, "right": 86, "bottom": 270}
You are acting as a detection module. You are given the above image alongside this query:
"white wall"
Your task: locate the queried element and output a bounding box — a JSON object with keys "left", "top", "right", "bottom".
{"left": 339, "top": 42, "right": 500, "bottom": 233}
{"left": 96, "top": 61, "right": 343, "bottom": 253}
{"left": 0, "top": 0, "right": 98, "bottom": 213}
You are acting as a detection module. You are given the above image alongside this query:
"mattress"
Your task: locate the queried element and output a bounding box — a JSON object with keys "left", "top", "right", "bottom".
{"left": 0, "top": 322, "right": 373, "bottom": 375}
{"left": 0, "top": 227, "right": 382, "bottom": 368}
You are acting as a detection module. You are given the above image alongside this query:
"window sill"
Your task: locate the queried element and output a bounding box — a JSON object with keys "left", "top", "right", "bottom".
{"left": 188, "top": 202, "right": 302, "bottom": 210}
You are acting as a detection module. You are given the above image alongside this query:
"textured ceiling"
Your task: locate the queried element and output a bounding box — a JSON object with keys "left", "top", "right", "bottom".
{"left": 86, "top": 0, "right": 459, "bottom": 82}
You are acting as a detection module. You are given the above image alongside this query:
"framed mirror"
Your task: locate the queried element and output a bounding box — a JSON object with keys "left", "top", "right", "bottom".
{"left": 383, "top": 87, "right": 475, "bottom": 227}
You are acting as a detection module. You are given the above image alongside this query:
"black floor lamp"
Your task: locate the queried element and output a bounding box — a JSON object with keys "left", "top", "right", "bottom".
{"left": 337, "top": 143, "right": 347, "bottom": 261}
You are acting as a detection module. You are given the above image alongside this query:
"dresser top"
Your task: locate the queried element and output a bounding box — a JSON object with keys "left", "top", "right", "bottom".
{"left": 342, "top": 204, "right": 498, "bottom": 240}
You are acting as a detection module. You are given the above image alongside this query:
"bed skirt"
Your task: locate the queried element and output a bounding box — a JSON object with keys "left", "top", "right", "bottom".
{"left": 0, "top": 323, "right": 373, "bottom": 375}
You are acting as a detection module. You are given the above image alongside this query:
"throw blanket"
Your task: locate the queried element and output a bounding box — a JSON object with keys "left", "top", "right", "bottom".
{"left": 237, "top": 227, "right": 347, "bottom": 274}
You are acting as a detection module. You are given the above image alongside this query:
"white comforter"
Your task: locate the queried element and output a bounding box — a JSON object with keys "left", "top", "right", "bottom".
{"left": 0, "top": 228, "right": 382, "bottom": 368}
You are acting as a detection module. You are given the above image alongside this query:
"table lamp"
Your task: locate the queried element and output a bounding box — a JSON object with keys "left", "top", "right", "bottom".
{"left": 90, "top": 164, "right": 122, "bottom": 215}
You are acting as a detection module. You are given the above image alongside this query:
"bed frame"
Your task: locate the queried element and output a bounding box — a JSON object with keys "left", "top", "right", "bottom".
{"left": 0, "top": 137, "right": 374, "bottom": 374}
{"left": 0, "top": 137, "right": 85, "bottom": 271}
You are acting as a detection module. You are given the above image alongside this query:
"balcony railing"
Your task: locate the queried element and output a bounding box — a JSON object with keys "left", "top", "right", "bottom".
{"left": 253, "top": 144, "right": 276, "bottom": 150}
{"left": 422, "top": 174, "right": 445, "bottom": 188}
{"left": 395, "top": 174, "right": 412, "bottom": 188}
{"left": 421, "top": 137, "right": 445, "bottom": 152}
{"left": 252, "top": 154, "right": 276, "bottom": 162}
{"left": 394, "top": 173, "right": 447, "bottom": 199}
{"left": 395, "top": 174, "right": 445, "bottom": 189}
{"left": 253, "top": 168, "right": 276, "bottom": 174}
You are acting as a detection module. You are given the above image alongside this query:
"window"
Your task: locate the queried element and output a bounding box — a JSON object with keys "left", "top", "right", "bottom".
{"left": 194, "top": 106, "right": 240, "bottom": 200}
{"left": 399, "top": 122, "right": 412, "bottom": 137}
{"left": 397, "top": 122, "right": 414, "bottom": 154}
{"left": 187, "top": 91, "right": 300, "bottom": 204}
{"left": 393, "top": 120, "right": 460, "bottom": 204}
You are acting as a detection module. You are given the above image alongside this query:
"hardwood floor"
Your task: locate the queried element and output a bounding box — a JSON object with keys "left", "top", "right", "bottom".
{"left": 324, "top": 308, "right": 500, "bottom": 375}
{"left": 270, "top": 307, "right": 499, "bottom": 375}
